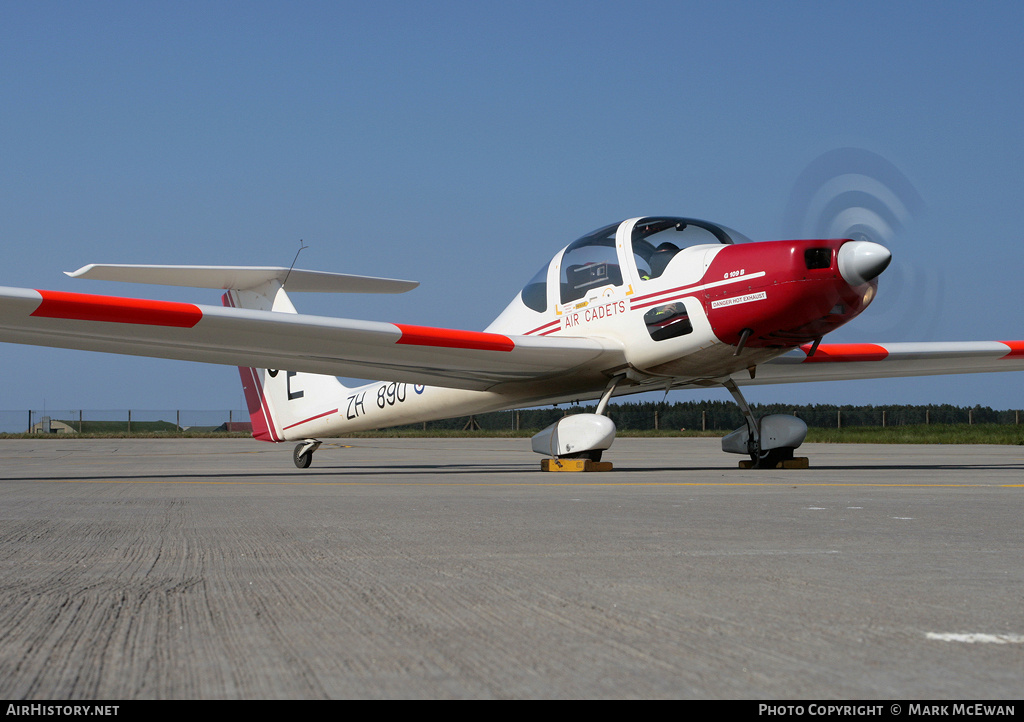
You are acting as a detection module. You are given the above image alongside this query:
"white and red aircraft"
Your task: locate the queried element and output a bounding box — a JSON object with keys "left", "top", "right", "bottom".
{"left": 2, "top": 216, "right": 1023, "bottom": 468}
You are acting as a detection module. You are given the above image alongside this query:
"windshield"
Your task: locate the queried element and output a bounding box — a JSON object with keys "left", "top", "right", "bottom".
{"left": 518, "top": 217, "right": 754, "bottom": 310}
{"left": 632, "top": 217, "right": 751, "bottom": 280}
{"left": 558, "top": 222, "right": 622, "bottom": 304}
{"left": 519, "top": 263, "right": 549, "bottom": 312}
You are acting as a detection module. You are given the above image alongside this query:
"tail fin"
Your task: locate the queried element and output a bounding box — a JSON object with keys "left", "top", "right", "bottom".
{"left": 66, "top": 264, "right": 418, "bottom": 443}
{"left": 222, "top": 280, "right": 349, "bottom": 442}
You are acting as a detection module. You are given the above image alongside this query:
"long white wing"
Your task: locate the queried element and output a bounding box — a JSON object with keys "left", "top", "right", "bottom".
{"left": 4, "top": 284, "right": 1023, "bottom": 394}
{"left": 0, "top": 286, "right": 626, "bottom": 391}
{"left": 723, "top": 342, "right": 1024, "bottom": 386}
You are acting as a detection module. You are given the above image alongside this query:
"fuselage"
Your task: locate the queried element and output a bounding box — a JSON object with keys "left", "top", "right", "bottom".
{"left": 276, "top": 217, "right": 887, "bottom": 441}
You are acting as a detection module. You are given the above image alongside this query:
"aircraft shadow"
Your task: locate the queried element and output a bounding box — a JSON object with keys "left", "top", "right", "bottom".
{"left": 635, "top": 462, "right": 1024, "bottom": 473}
{"left": 4, "top": 461, "right": 1024, "bottom": 483}
{"left": 0, "top": 464, "right": 541, "bottom": 483}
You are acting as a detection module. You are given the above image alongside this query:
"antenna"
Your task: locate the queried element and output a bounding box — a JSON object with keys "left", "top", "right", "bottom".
{"left": 282, "top": 239, "right": 308, "bottom": 287}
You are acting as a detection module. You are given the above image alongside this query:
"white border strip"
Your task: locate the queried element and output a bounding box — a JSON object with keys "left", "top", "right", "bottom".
{"left": 927, "top": 632, "right": 1024, "bottom": 644}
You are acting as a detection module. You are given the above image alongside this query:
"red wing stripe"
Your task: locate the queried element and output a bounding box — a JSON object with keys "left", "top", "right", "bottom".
{"left": 800, "top": 343, "right": 889, "bottom": 363}
{"left": 395, "top": 324, "right": 514, "bottom": 352}
{"left": 999, "top": 341, "right": 1024, "bottom": 358}
{"left": 32, "top": 290, "right": 202, "bottom": 328}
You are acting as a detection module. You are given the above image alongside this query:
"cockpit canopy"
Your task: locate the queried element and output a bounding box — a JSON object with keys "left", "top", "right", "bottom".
{"left": 519, "top": 217, "right": 752, "bottom": 313}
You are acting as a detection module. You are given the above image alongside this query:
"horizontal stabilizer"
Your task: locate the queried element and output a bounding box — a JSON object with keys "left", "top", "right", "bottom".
{"left": 66, "top": 264, "right": 419, "bottom": 294}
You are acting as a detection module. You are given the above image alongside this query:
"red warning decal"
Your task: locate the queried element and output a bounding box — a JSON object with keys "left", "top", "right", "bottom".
{"left": 31, "top": 290, "right": 203, "bottom": 328}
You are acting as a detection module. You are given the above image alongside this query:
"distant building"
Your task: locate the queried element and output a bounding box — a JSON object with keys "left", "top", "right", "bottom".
{"left": 30, "top": 416, "right": 77, "bottom": 434}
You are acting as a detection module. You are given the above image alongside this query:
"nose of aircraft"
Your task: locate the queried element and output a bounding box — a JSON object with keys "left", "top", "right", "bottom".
{"left": 837, "top": 240, "right": 892, "bottom": 286}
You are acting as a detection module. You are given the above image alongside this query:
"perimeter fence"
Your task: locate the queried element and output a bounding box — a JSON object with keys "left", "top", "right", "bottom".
{"left": 3, "top": 402, "right": 1022, "bottom": 435}
{"left": 403, "top": 402, "right": 1024, "bottom": 432}
{"left": 2, "top": 409, "right": 250, "bottom": 435}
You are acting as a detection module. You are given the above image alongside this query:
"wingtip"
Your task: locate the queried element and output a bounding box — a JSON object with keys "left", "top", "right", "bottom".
{"left": 65, "top": 264, "right": 96, "bottom": 279}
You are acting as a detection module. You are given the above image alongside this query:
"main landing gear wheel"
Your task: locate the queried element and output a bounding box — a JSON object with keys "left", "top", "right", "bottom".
{"left": 750, "top": 447, "right": 794, "bottom": 469}
{"left": 565, "top": 449, "right": 603, "bottom": 462}
{"left": 721, "top": 379, "right": 807, "bottom": 469}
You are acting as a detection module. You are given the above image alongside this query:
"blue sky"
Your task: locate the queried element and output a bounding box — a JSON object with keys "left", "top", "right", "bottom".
{"left": 2, "top": 1, "right": 1023, "bottom": 412}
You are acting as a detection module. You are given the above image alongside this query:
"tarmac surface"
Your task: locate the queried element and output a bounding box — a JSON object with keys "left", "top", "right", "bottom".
{"left": 0, "top": 437, "right": 1021, "bottom": 700}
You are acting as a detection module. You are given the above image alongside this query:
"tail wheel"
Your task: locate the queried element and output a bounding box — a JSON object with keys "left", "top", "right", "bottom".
{"left": 293, "top": 444, "right": 313, "bottom": 469}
